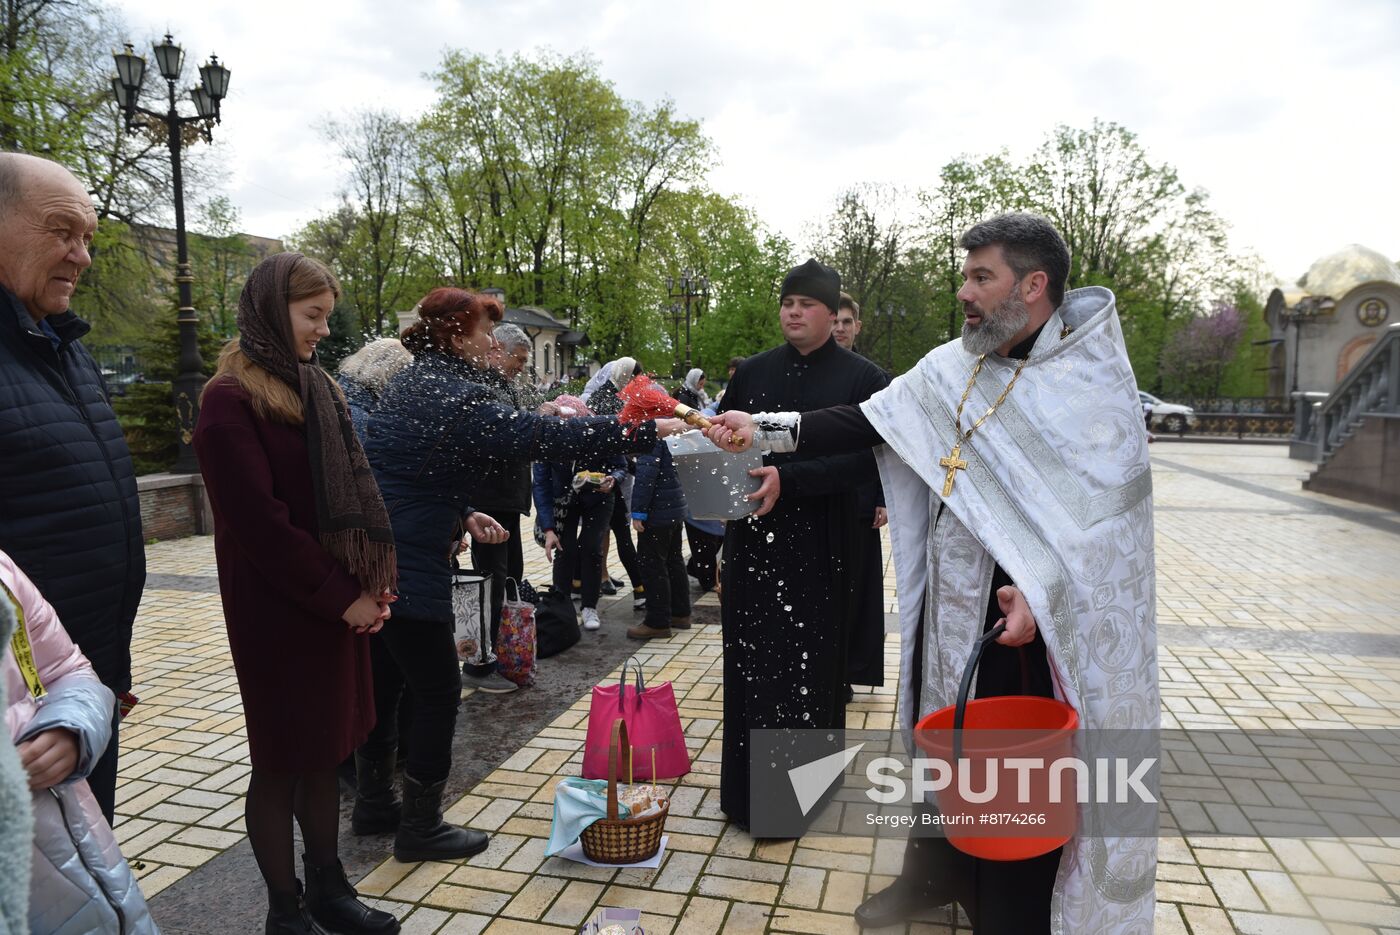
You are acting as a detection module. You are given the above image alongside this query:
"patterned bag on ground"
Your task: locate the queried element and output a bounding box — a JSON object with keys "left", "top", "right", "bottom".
{"left": 583, "top": 657, "right": 690, "bottom": 780}
{"left": 534, "top": 586, "right": 581, "bottom": 659}
{"left": 495, "top": 578, "right": 536, "bottom": 686}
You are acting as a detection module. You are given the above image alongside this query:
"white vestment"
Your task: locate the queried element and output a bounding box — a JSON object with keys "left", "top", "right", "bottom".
{"left": 862, "top": 286, "right": 1158, "bottom": 935}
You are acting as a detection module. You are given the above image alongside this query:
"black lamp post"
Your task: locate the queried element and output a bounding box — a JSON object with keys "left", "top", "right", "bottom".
{"left": 665, "top": 269, "right": 709, "bottom": 379}
{"left": 879, "top": 303, "right": 906, "bottom": 372}
{"left": 110, "top": 35, "right": 231, "bottom": 473}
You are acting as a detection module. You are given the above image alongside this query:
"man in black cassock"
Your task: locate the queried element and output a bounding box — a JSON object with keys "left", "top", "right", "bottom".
{"left": 716, "top": 259, "right": 889, "bottom": 829}
{"left": 834, "top": 292, "right": 888, "bottom": 697}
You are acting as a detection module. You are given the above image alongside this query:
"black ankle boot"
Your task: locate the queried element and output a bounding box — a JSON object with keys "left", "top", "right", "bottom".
{"left": 303, "top": 856, "right": 400, "bottom": 934}
{"left": 853, "top": 876, "right": 952, "bottom": 929}
{"left": 393, "top": 775, "right": 490, "bottom": 863}
{"left": 352, "top": 751, "right": 401, "bottom": 835}
{"left": 265, "top": 882, "right": 326, "bottom": 934}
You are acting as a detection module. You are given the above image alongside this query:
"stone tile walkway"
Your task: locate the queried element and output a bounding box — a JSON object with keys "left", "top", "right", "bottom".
{"left": 117, "top": 442, "right": 1400, "bottom": 933}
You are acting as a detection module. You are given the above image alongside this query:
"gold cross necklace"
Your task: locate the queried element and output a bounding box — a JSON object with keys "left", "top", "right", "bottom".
{"left": 938, "top": 352, "right": 1031, "bottom": 497}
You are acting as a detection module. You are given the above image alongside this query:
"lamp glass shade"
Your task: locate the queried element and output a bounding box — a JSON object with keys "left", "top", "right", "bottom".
{"left": 189, "top": 85, "right": 216, "bottom": 119}
{"left": 110, "top": 76, "right": 130, "bottom": 109}
{"left": 153, "top": 34, "right": 184, "bottom": 80}
{"left": 113, "top": 45, "right": 146, "bottom": 90}
{"left": 199, "top": 55, "right": 231, "bottom": 100}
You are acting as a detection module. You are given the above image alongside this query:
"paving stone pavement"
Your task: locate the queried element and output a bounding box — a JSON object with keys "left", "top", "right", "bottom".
{"left": 115, "top": 442, "right": 1400, "bottom": 934}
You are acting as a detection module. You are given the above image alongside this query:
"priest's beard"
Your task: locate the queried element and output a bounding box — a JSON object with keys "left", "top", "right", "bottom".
{"left": 961, "top": 290, "right": 1031, "bottom": 355}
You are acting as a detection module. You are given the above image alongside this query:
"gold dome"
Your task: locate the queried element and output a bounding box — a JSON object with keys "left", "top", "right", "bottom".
{"left": 1296, "top": 245, "right": 1400, "bottom": 299}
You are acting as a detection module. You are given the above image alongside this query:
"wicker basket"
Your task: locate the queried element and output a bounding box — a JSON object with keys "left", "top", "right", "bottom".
{"left": 579, "top": 718, "right": 669, "bottom": 864}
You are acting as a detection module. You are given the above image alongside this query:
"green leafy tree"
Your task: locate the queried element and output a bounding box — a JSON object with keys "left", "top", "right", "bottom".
{"left": 113, "top": 313, "right": 223, "bottom": 474}
{"left": 316, "top": 302, "right": 367, "bottom": 373}
{"left": 189, "top": 196, "right": 255, "bottom": 338}
{"left": 322, "top": 109, "right": 425, "bottom": 335}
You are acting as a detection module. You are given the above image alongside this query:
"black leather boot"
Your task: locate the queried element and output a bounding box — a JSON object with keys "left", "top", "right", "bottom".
{"left": 393, "top": 775, "right": 490, "bottom": 863}
{"left": 303, "top": 856, "right": 400, "bottom": 934}
{"left": 265, "top": 882, "right": 327, "bottom": 934}
{"left": 853, "top": 876, "right": 952, "bottom": 929}
{"left": 352, "top": 751, "right": 401, "bottom": 835}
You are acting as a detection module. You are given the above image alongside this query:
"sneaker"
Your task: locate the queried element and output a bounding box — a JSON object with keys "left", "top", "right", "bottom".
{"left": 462, "top": 670, "right": 520, "bottom": 694}
{"left": 582, "top": 608, "right": 602, "bottom": 631}
{"left": 632, "top": 595, "right": 647, "bottom": 611}
{"left": 600, "top": 579, "right": 618, "bottom": 596}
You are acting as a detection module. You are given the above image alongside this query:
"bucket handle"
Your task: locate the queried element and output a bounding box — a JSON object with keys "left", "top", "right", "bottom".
{"left": 952, "top": 621, "right": 1007, "bottom": 762}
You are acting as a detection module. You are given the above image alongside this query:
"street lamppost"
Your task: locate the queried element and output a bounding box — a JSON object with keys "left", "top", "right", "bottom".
{"left": 110, "top": 35, "right": 231, "bottom": 473}
{"left": 878, "top": 303, "right": 906, "bottom": 372}
{"left": 665, "top": 269, "right": 709, "bottom": 379}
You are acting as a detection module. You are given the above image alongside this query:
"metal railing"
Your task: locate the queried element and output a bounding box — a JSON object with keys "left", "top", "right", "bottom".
{"left": 1310, "top": 322, "right": 1400, "bottom": 463}
{"left": 1169, "top": 396, "right": 1291, "bottom": 414}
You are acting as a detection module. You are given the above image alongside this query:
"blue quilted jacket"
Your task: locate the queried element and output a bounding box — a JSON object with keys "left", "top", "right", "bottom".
{"left": 0, "top": 288, "right": 145, "bottom": 694}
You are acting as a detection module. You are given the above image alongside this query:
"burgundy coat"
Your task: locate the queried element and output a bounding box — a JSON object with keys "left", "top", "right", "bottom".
{"left": 193, "top": 377, "right": 374, "bottom": 772}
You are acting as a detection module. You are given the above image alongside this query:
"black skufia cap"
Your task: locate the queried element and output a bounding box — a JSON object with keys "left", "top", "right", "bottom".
{"left": 779, "top": 258, "right": 841, "bottom": 314}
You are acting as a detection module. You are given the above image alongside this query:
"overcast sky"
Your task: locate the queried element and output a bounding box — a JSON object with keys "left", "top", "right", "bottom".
{"left": 110, "top": 0, "right": 1399, "bottom": 284}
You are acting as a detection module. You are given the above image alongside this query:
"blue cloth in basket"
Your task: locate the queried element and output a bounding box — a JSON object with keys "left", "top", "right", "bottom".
{"left": 546, "top": 777, "right": 631, "bottom": 856}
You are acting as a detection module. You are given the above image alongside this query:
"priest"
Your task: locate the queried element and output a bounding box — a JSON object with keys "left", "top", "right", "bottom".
{"left": 716, "top": 259, "right": 890, "bottom": 830}
{"left": 707, "top": 214, "right": 1157, "bottom": 934}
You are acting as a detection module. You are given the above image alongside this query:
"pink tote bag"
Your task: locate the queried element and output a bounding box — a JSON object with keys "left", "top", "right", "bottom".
{"left": 583, "top": 657, "right": 690, "bottom": 780}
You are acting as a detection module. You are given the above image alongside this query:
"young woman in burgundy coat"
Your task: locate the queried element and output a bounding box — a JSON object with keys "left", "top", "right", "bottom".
{"left": 194, "top": 253, "right": 400, "bottom": 935}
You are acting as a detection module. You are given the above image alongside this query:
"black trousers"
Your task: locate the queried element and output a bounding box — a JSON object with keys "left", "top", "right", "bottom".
{"left": 88, "top": 700, "right": 120, "bottom": 824}
{"left": 360, "top": 616, "right": 459, "bottom": 784}
{"left": 555, "top": 498, "right": 611, "bottom": 609}
{"left": 903, "top": 822, "right": 1062, "bottom": 934}
{"left": 607, "top": 489, "right": 642, "bottom": 587}
{"left": 636, "top": 521, "right": 690, "bottom": 629}
{"left": 684, "top": 523, "right": 723, "bottom": 590}
{"left": 902, "top": 587, "right": 1060, "bottom": 933}
{"left": 468, "top": 511, "right": 523, "bottom": 676}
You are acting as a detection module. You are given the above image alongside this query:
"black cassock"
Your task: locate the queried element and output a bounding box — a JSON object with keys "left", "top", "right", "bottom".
{"left": 717, "top": 337, "right": 888, "bottom": 828}
{"left": 848, "top": 474, "right": 886, "bottom": 687}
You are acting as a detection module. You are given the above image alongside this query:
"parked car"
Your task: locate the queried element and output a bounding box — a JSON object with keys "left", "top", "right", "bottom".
{"left": 99, "top": 369, "right": 146, "bottom": 398}
{"left": 1139, "top": 391, "right": 1197, "bottom": 432}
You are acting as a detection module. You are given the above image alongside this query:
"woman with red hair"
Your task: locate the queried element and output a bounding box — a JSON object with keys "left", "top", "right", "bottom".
{"left": 356, "top": 287, "right": 684, "bottom": 862}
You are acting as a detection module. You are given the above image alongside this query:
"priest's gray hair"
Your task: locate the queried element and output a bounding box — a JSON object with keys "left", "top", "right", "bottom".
{"left": 493, "top": 323, "right": 531, "bottom": 353}
{"left": 960, "top": 213, "right": 1070, "bottom": 309}
{"left": 338, "top": 338, "right": 413, "bottom": 393}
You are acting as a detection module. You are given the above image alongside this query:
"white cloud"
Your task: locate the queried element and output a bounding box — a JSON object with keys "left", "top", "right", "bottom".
{"left": 110, "top": 0, "right": 1400, "bottom": 281}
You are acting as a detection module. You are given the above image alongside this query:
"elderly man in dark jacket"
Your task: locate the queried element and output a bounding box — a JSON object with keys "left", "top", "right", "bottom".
{"left": 0, "top": 153, "right": 144, "bottom": 824}
{"left": 463, "top": 323, "right": 535, "bottom": 693}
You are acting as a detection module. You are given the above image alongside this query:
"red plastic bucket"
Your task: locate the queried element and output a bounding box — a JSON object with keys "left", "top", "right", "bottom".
{"left": 913, "top": 623, "right": 1079, "bottom": 861}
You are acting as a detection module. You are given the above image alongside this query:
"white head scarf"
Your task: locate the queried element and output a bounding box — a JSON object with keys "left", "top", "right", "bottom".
{"left": 582, "top": 362, "right": 613, "bottom": 404}
{"left": 609, "top": 357, "right": 638, "bottom": 388}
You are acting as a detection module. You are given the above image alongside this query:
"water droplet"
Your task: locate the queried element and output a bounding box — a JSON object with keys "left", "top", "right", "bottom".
{"left": 783, "top": 604, "right": 792, "bottom": 612}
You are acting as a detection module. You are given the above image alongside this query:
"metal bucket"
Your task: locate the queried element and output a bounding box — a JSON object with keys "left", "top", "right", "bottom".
{"left": 664, "top": 430, "right": 762, "bottom": 521}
